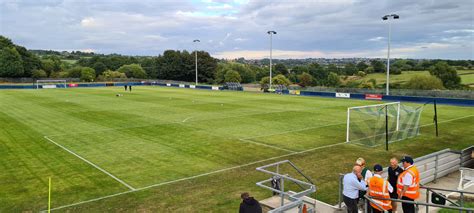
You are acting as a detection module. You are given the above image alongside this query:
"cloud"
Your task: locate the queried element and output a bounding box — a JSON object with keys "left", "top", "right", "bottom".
{"left": 0, "top": 0, "right": 472, "bottom": 59}
{"left": 368, "top": 37, "right": 385, "bottom": 42}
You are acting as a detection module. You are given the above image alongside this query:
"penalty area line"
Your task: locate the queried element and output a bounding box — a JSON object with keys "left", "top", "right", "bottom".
{"left": 44, "top": 115, "right": 473, "bottom": 212}
{"left": 43, "top": 141, "right": 346, "bottom": 212}
{"left": 43, "top": 136, "right": 136, "bottom": 191}
{"left": 238, "top": 138, "right": 297, "bottom": 153}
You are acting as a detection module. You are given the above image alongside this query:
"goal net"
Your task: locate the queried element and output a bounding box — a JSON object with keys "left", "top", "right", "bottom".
{"left": 36, "top": 80, "right": 67, "bottom": 89}
{"left": 346, "top": 102, "right": 423, "bottom": 147}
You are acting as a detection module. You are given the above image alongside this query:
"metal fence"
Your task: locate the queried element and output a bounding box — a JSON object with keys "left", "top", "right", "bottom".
{"left": 338, "top": 146, "right": 474, "bottom": 210}
{"left": 288, "top": 86, "right": 474, "bottom": 99}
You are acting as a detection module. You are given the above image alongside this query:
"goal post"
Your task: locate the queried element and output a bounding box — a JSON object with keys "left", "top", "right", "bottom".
{"left": 36, "top": 80, "right": 67, "bottom": 89}
{"left": 346, "top": 102, "right": 423, "bottom": 147}
{"left": 346, "top": 102, "right": 400, "bottom": 143}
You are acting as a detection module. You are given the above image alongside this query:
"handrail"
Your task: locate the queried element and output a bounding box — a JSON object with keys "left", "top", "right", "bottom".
{"left": 365, "top": 196, "right": 474, "bottom": 212}
{"left": 363, "top": 195, "right": 388, "bottom": 213}
{"left": 256, "top": 160, "right": 316, "bottom": 213}
{"left": 287, "top": 160, "right": 315, "bottom": 184}
{"left": 420, "top": 185, "right": 474, "bottom": 194}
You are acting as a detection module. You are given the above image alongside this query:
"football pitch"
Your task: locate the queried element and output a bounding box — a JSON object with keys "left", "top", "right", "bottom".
{"left": 1, "top": 86, "right": 473, "bottom": 212}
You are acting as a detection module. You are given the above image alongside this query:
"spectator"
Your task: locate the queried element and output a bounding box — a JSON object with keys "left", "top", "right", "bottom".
{"left": 387, "top": 157, "right": 403, "bottom": 212}
{"left": 356, "top": 157, "right": 373, "bottom": 211}
{"left": 397, "top": 156, "right": 420, "bottom": 213}
{"left": 367, "top": 164, "right": 393, "bottom": 213}
{"left": 239, "top": 192, "right": 262, "bottom": 213}
{"left": 343, "top": 165, "right": 367, "bottom": 213}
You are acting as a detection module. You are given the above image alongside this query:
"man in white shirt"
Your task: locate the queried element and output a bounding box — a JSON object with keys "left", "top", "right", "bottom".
{"left": 343, "top": 165, "right": 367, "bottom": 213}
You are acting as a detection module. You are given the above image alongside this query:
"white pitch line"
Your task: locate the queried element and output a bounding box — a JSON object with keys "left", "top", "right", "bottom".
{"left": 241, "top": 121, "right": 347, "bottom": 140}
{"left": 43, "top": 114, "right": 473, "bottom": 212}
{"left": 239, "top": 138, "right": 297, "bottom": 153}
{"left": 182, "top": 116, "right": 194, "bottom": 123}
{"left": 43, "top": 136, "right": 136, "bottom": 191}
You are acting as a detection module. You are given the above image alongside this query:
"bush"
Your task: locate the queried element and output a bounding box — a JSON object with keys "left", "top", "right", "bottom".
{"left": 272, "top": 74, "right": 291, "bottom": 87}
{"left": 390, "top": 66, "right": 402, "bottom": 75}
{"left": 31, "top": 69, "right": 47, "bottom": 78}
{"left": 80, "top": 67, "right": 96, "bottom": 82}
{"left": 326, "top": 72, "right": 341, "bottom": 87}
{"left": 68, "top": 66, "right": 83, "bottom": 78}
{"left": 365, "top": 66, "right": 374, "bottom": 74}
{"left": 117, "top": 64, "right": 147, "bottom": 79}
{"left": 356, "top": 71, "right": 366, "bottom": 77}
{"left": 260, "top": 74, "right": 291, "bottom": 89}
{"left": 297, "top": 72, "right": 313, "bottom": 87}
{"left": 98, "top": 70, "right": 127, "bottom": 80}
{"left": 224, "top": 70, "right": 241, "bottom": 83}
{"left": 404, "top": 75, "right": 444, "bottom": 90}
{"left": 429, "top": 62, "right": 461, "bottom": 89}
{"left": 358, "top": 81, "right": 375, "bottom": 89}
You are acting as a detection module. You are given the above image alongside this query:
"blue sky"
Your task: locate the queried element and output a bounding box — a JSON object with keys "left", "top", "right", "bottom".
{"left": 0, "top": 0, "right": 472, "bottom": 59}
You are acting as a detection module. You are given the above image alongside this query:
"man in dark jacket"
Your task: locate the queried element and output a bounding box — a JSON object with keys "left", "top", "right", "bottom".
{"left": 240, "top": 192, "right": 262, "bottom": 213}
{"left": 387, "top": 157, "right": 403, "bottom": 212}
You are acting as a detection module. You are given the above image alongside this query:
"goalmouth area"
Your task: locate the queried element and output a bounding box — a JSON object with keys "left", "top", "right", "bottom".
{"left": 0, "top": 86, "right": 473, "bottom": 212}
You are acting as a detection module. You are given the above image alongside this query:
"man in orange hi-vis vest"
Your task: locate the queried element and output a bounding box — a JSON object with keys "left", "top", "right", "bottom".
{"left": 367, "top": 164, "right": 393, "bottom": 213}
{"left": 397, "top": 156, "right": 420, "bottom": 213}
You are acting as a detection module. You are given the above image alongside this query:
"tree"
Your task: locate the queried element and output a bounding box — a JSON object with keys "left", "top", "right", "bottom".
{"left": 273, "top": 63, "right": 288, "bottom": 76}
{"left": 92, "top": 62, "right": 107, "bottom": 76}
{"left": 272, "top": 74, "right": 291, "bottom": 87}
{"left": 404, "top": 75, "right": 444, "bottom": 90}
{"left": 98, "top": 70, "right": 127, "bottom": 80}
{"left": 390, "top": 66, "right": 402, "bottom": 75}
{"left": 298, "top": 72, "right": 313, "bottom": 87}
{"left": 0, "top": 36, "right": 41, "bottom": 77}
{"left": 370, "top": 60, "right": 386, "bottom": 73}
{"left": 291, "top": 65, "right": 309, "bottom": 75}
{"left": 365, "top": 66, "right": 375, "bottom": 74}
{"left": 429, "top": 62, "right": 461, "bottom": 89}
{"left": 68, "top": 66, "right": 83, "bottom": 78}
{"left": 343, "top": 63, "right": 357, "bottom": 75}
{"left": 356, "top": 71, "right": 366, "bottom": 77}
{"left": 326, "top": 72, "right": 341, "bottom": 87}
{"left": 224, "top": 70, "right": 241, "bottom": 83}
{"left": 0, "top": 47, "right": 24, "bottom": 77}
{"left": 31, "top": 69, "right": 47, "bottom": 78}
{"left": 356, "top": 61, "right": 368, "bottom": 71}
{"left": 117, "top": 64, "right": 147, "bottom": 79}
{"left": 308, "top": 63, "right": 328, "bottom": 85}
{"left": 80, "top": 67, "right": 95, "bottom": 82}
{"left": 259, "top": 74, "right": 291, "bottom": 88}
{"left": 326, "top": 64, "right": 340, "bottom": 74}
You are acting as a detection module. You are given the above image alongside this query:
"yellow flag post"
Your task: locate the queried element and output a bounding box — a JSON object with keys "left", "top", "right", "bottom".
{"left": 48, "top": 177, "right": 51, "bottom": 213}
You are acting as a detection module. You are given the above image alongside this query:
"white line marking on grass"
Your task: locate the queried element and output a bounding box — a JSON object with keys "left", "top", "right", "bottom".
{"left": 43, "top": 136, "right": 136, "bottom": 191}
{"left": 44, "top": 142, "right": 346, "bottom": 212}
{"left": 241, "top": 121, "right": 347, "bottom": 140}
{"left": 239, "top": 138, "right": 297, "bottom": 153}
{"left": 182, "top": 116, "right": 194, "bottom": 123}
{"left": 44, "top": 115, "right": 473, "bottom": 212}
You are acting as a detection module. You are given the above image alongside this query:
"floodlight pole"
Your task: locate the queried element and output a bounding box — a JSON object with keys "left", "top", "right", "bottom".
{"left": 382, "top": 14, "right": 399, "bottom": 96}
{"left": 193, "top": 39, "right": 200, "bottom": 85}
{"left": 267, "top": 31, "right": 276, "bottom": 90}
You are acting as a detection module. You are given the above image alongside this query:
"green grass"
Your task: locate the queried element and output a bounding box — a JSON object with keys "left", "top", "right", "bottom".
{"left": 0, "top": 86, "right": 473, "bottom": 212}
{"left": 358, "top": 70, "right": 474, "bottom": 86}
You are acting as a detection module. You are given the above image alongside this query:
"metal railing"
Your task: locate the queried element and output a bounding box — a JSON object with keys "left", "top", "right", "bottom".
{"left": 256, "top": 160, "right": 316, "bottom": 213}
{"left": 364, "top": 186, "right": 474, "bottom": 213}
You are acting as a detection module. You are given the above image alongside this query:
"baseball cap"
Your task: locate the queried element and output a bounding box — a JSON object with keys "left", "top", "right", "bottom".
{"left": 400, "top": 156, "right": 414, "bottom": 164}
{"left": 373, "top": 164, "right": 383, "bottom": 172}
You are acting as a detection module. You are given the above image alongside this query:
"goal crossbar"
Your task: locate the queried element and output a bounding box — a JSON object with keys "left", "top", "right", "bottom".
{"left": 36, "top": 80, "right": 67, "bottom": 89}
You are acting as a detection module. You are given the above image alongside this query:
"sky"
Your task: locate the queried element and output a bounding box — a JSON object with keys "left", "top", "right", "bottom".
{"left": 0, "top": 0, "right": 473, "bottom": 59}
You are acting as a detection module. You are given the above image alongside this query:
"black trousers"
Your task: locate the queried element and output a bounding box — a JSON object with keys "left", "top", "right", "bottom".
{"left": 369, "top": 204, "right": 392, "bottom": 213}
{"left": 401, "top": 196, "right": 415, "bottom": 213}
{"left": 343, "top": 195, "right": 358, "bottom": 213}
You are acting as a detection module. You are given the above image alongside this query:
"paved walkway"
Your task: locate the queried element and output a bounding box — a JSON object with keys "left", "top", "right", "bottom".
{"left": 417, "top": 170, "right": 474, "bottom": 213}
